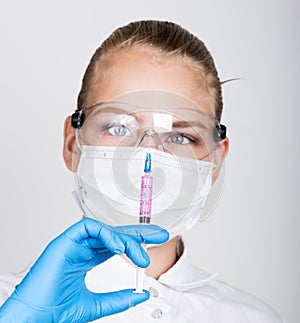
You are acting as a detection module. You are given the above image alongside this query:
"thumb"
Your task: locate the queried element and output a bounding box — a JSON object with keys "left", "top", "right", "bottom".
{"left": 89, "top": 289, "right": 150, "bottom": 320}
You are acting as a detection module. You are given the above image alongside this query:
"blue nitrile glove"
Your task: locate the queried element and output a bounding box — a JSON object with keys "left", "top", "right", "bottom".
{"left": 0, "top": 218, "right": 169, "bottom": 322}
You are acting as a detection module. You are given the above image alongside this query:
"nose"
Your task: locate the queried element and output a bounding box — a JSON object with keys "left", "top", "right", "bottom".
{"left": 135, "top": 129, "right": 165, "bottom": 151}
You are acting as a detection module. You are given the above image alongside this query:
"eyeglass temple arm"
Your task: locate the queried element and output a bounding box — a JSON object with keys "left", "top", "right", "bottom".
{"left": 217, "top": 124, "right": 227, "bottom": 140}
{"left": 71, "top": 111, "right": 83, "bottom": 129}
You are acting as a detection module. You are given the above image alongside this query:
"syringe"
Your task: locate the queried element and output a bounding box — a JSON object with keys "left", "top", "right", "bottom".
{"left": 135, "top": 152, "right": 153, "bottom": 293}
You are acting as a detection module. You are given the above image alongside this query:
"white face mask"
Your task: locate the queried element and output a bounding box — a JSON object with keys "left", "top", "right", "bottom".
{"left": 73, "top": 146, "right": 214, "bottom": 238}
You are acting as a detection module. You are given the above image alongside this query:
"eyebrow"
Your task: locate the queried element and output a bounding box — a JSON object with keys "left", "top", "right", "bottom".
{"left": 85, "top": 107, "right": 140, "bottom": 125}
{"left": 172, "top": 120, "right": 209, "bottom": 130}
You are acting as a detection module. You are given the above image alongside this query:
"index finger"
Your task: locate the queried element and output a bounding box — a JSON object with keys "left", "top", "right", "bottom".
{"left": 115, "top": 224, "right": 169, "bottom": 244}
{"left": 64, "top": 218, "right": 126, "bottom": 255}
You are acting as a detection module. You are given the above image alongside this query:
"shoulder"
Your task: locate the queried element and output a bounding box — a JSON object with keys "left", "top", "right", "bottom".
{"left": 158, "top": 241, "right": 284, "bottom": 322}
{"left": 184, "top": 264, "right": 284, "bottom": 323}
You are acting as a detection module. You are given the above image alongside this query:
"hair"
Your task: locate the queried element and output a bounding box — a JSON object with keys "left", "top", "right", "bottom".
{"left": 77, "top": 20, "right": 224, "bottom": 121}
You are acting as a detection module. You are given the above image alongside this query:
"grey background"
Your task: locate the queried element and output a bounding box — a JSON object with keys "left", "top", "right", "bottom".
{"left": 0, "top": 1, "right": 299, "bottom": 322}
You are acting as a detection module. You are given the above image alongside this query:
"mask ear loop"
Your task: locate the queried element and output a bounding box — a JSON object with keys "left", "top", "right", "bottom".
{"left": 75, "top": 129, "right": 83, "bottom": 152}
{"left": 198, "top": 122, "right": 227, "bottom": 221}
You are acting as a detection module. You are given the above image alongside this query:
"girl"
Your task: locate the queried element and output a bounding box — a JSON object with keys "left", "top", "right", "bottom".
{"left": 0, "top": 20, "right": 283, "bottom": 323}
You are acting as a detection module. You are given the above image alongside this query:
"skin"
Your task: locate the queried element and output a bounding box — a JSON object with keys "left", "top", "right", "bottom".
{"left": 63, "top": 46, "right": 229, "bottom": 279}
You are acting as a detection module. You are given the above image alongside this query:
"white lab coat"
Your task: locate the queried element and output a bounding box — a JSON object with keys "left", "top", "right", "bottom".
{"left": 0, "top": 244, "right": 284, "bottom": 323}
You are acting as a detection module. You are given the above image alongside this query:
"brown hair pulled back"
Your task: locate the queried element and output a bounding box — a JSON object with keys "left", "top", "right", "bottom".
{"left": 77, "top": 20, "right": 223, "bottom": 121}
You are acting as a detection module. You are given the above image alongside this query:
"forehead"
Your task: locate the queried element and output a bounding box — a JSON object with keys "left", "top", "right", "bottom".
{"left": 87, "top": 46, "right": 215, "bottom": 116}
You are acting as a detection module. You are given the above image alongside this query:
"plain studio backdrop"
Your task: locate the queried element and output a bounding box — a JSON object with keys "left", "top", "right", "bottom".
{"left": 0, "top": 1, "right": 299, "bottom": 322}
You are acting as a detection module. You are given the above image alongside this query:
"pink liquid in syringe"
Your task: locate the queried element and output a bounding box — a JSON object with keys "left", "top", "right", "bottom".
{"left": 139, "top": 153, "right": 153, "bottom": 224}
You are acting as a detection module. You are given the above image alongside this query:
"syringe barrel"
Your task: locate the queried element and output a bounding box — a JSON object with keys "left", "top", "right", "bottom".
{"left": 139, "top": 173, "right": 153, "bottom": 223}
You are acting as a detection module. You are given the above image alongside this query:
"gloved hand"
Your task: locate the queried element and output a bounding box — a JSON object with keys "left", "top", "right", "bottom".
{"left": 0, "top": 218, "right": 169, "bottom": 322}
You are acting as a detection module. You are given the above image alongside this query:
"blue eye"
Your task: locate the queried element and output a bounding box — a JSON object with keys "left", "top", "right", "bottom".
{"left": 169, "top": 133, "right": 194, "bottom": 145}
{"left": 107, "top": 124, "right": 131, "bottom": 136}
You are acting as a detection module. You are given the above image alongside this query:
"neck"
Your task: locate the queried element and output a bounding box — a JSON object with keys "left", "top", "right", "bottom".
{"left": 122, "top": 236, "right": 180, "bottom": 279}
{"left": 145, "top": 236, "right": 180, "bottom": 279}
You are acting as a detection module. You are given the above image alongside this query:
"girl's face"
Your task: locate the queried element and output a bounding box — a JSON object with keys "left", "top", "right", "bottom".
{"left": 63, "top": 46, "right": 228, "bottom": 182}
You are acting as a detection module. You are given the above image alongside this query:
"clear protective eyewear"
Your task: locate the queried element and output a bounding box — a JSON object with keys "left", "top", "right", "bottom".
{"left": 71, "top": 91, "right": 226, "bottom": 161}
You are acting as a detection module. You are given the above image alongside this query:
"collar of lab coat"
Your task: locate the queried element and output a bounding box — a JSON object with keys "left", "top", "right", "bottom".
{"left": 158, "top": 245, "right": 218, "bottom": 292}
{"left": 85, "top": 240, "right": 218, "bottom": 293}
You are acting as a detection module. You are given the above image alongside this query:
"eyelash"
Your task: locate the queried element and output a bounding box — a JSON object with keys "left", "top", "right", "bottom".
{"left": 167, "top": 132, "right": 199, "bottom": 145}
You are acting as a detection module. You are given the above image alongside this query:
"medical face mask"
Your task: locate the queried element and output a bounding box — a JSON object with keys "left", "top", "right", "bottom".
{"left": 73, "top": 145, "right": 214, "bottom": 238}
